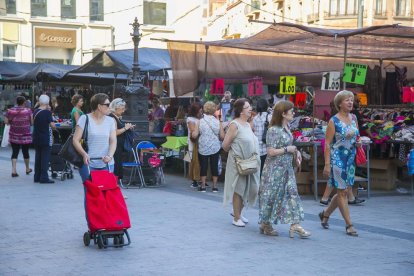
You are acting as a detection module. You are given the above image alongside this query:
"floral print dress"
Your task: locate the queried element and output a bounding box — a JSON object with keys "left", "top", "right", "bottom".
{"left": 328, "top": 114, "right": 359, "bottom": 190}
{"left": 258, "top": 126, "right": 304, "bottom": 225}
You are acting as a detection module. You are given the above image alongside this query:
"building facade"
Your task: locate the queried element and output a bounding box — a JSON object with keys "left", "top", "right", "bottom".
{"left": 206, "top": 0, "right": 414, "bottom": 40}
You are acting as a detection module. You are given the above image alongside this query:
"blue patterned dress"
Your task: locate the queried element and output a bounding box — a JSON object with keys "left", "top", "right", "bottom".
{"left": 258, "top": 126, "right": 304, "bottom": 225}
{"left": 328, "top": 114, "right": 359, "bottom": 190}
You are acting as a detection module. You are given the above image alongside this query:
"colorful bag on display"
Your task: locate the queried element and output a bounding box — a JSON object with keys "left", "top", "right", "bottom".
{"left": 356, "top": 147, "right": 367, "bottom": 166}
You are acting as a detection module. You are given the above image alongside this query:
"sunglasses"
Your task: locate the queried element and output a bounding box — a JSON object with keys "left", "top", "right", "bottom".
{"left": 100, "top": 103, "right": 110, "bottom": 107}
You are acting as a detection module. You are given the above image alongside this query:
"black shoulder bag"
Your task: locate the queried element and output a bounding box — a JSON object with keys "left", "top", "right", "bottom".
{"left": 261, "top": 113, "right": 269, "bottom": 144}
{"left": 59, "top": 115, "right": 89, "bottom": 167}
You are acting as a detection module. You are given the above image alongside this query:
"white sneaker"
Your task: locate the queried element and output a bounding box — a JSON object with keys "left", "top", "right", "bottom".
{"left": 232, "top": 219, "right": 246, "bottom": 227}
{"left": 230, "top": 213, "right": 249, "bottom": 224}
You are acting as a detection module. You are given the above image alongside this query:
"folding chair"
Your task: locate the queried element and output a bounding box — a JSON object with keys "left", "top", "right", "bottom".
{"left": 120, "top": 142, "right": 146, "bottom": 189}
{"left": 137, "top": 141, "right": 165, "bottom": 187}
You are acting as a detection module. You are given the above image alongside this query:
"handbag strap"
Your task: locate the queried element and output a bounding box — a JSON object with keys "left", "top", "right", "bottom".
{"left": 82, "top": 114, "right": 89, "bottom": 144}
{"left": 202, "top": 117, "right": 219, "bottom": 139}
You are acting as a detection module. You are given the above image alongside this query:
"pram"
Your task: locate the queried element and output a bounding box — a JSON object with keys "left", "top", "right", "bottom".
{"left": 50, "top": 130, "right": 73, "bottom": 181}
{"left": 83, "top": 165, "right": 131, "bottom": 249}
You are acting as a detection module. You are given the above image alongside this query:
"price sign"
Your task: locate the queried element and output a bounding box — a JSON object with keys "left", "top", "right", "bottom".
{"left": 343, "top": 63, "right": 367, "bottom": 85}
{"left": 279, "top": 76, "right": 296, "bottom": 95}
{"left": 321, "top": 71, "right": 340, "bottom": 90}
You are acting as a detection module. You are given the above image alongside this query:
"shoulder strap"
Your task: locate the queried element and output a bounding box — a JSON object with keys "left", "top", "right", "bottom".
{"left": 33, "top": 109, "right": 45, "bottom": 122}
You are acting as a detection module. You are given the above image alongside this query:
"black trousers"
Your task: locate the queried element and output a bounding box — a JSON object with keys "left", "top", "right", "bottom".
{"left": 10, "top": 143, "right": 30, "bottom": 159}
{"left": 198, "top": 151, "right": 220, "bottom": 177}
{"left": 34, "top": 145, "right": 51, "bottom": 182}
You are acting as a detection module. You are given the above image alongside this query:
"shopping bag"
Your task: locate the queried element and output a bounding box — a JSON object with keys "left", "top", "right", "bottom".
{"left": 1, "top": 125, "right": 10, "bottom": 147}
{"left": 356, "top": 147, "right": 367, "bottom": 166}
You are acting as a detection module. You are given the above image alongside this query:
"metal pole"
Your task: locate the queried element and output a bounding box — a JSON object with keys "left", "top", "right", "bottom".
{"left": 112, "top": 73, "right": 118, "bottom": 99}
{"left": 202, "top": 45, "right": 209, "bottom": 99}
{"left": 343, "top": 37, "right": 348, "bottom": 90}
{"left": 357, "top": 0, "right": 364, "bottom": 28}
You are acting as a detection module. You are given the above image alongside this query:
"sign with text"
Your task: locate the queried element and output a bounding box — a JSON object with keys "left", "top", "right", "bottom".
{"left": 342, "top": 63, "right": 367, "bottom": 85}
{"left": 279, "top": 76, "right": 296, "bottom": 95}
{"left": 321, "top": 71, "right": 341, "bottom": 90}
{"left": 35, "top": 28, "right": 76, "bottom": 49}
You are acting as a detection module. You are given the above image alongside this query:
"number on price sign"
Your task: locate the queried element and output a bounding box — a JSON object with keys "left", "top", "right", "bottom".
{"left": 279, "top": 76, "right": 296, "bottom": 95}
{"left": 342, "top": 63, "right": 367, "bottom": 85}
{"left": 321, "top": 71, "right": 341, "bottom": 91}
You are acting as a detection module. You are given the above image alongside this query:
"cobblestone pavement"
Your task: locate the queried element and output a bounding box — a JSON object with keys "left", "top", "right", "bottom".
{"left": 0, "top": 148, "right": 413, "bottom": 276}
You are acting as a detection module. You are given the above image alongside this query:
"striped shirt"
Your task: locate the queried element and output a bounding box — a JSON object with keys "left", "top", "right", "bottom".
{"left": 252, "top": 112, "right": 271, "bottom": 156}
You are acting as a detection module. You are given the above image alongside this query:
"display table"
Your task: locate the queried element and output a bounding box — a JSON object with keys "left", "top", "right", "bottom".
{"left": 161, "top": 136, "right": 188, "bottom": 151}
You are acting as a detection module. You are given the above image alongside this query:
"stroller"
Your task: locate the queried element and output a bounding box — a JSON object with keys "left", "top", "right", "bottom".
{"left": 50, "top": 130, "right": 73, "bottom": 181}
{"left": 83, "top": 166, "right": 131, "bottom": 249}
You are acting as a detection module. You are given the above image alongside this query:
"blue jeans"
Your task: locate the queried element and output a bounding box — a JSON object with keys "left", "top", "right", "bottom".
{"left": 79, "top": 163, "right": 114, "bottom": 183}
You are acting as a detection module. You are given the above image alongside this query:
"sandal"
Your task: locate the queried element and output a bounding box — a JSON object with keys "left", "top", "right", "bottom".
{"left": 318, "top": 210, "right": 329, "bottom": 229}
{"left": 346, "top": 225, "right": 358, "bottom": 237}
{"left": 26, "top": 168, "right": 33, "bottom": 175}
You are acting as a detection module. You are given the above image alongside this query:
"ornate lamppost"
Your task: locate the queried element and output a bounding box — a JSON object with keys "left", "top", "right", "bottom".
{"left": 122, "top": 17, "right": 149, "bottom": 138}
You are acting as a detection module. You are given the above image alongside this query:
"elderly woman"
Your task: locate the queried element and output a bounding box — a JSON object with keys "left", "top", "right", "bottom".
{"left": 222, "top": 98, "right": 260, "bottom": 227}
{"left": 5, "top": 96, "right": 33, "bottom": 177}
{"left": 319, "top": 90, "right": 360, "bottom": 237}
{"left": 108, "top": 98, "right": 135, "bottom": 182}
{"left": 193, "top": 101, "right": 224, "bottom": 192}
{"left": 32, "top": 95, "right": 55, "bottom": 183}
{"left": 73, "top": 93, "right": 117, "bottom": 183}
{"left": 70, "top": 94, "right": 84, "bottom": 133}
{"left": 258, "top": 100, "right": 310, "bottom": 238}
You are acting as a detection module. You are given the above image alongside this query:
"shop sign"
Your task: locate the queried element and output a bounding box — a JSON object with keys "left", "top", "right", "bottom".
{"left": 279, "top": 76, "right": 296, "bottom": 95}
{"left": 342, "top": 63, "right": 367, "bottom": 85}
{"left": 35, "top": 28, "right": 76, "bottom": 49}
{"left": 321, "top": 71, "right": 340, "bottom": 90}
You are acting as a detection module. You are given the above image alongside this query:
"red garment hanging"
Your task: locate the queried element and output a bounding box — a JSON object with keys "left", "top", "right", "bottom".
{"left": 210, "top": 79, "right": 224, "bottom": 95}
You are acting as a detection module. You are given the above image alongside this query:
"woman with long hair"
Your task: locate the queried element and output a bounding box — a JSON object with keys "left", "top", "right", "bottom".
{"left": 258, "top": 100, "right": 310, "bottom": 238}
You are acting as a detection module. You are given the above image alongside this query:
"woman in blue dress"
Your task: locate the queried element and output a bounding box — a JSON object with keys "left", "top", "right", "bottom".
{"left": 319, "top": 90, "right": 360, "bottom": 237}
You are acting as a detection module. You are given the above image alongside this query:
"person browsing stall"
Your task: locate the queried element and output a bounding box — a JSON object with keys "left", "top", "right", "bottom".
{"left": 73, "top": 93, "right": 117, "bottom": 183}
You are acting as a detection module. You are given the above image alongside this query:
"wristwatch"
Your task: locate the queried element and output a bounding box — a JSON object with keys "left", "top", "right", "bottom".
{"left": 284, "top": 147, "right": 288, "bottom": 154}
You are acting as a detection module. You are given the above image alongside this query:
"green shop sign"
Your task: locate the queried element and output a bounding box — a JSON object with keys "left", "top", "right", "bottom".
{"left": 343, "top": 63, "right": 367, "bottom": 85}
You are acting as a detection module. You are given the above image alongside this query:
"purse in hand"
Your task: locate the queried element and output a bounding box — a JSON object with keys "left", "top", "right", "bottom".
{"left": 356, "top": 147, "right": 367, "bottom": 166}
{"left": 59, "top": 115, "right": 89, "bottom": 167}
{"left": 234, "top": 153, "right": 258, "bottom": 176}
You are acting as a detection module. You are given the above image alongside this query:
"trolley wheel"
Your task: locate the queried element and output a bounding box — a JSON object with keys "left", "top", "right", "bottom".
{"left": 83, "top": 232, "right": 90, "bottom": 246}
{"left": 113, "top": 236, "right": 120, "bottom": 247}
{"left": 103, "top": 236, "right": 108, "bottom": 246}
{"left": 97, "top": 236, "right": 104, "bottom": 249}
{"left": 51, "top": 172, "right": 57, "bottom": 179}
{"left": 61, "top": 174, "right": 66, "bottom": 181}
{"left": 119, "top": 235, "right": 125, "bottom": 245}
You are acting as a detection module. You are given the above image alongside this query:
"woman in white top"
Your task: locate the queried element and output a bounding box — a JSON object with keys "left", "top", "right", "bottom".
{"left": 73, "top": 93, "right": 117, "bottom": 183}
{"left": 252, "top": 98, "right": 271, "bottom": 175}
{"left": 187, "top": 102, "right": 203, "bottom": 188}
{"left": 193, "top": 101, "right": 224, "bottom": 192}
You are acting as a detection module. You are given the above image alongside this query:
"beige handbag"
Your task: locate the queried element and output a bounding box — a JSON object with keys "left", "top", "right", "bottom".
{"left": 234, "top": 153, "right": 258, "bottom": 176}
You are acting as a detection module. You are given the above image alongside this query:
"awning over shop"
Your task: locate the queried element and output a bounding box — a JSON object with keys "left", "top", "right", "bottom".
{"left": 68, "top": 47, "right": 171, "bottom": 74}
{"left": 164, "top": 22, "right": 414, "bottom": 96}
{"left": 4, "top": 63, "right": 78, "bottom": 81}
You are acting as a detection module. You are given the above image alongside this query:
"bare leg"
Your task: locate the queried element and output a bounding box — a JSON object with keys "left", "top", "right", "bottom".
{"left": 200, "top": 176, "right": 206, "bottom": 188}
{"left": 336, "top": 189, "right": 356, "bottom": 233}
{"left": 24, "top": 158, "right": 30, "bottom": 172}
{"left": 12, "top": 159, "right": 17, "bottom": 174}
{"left": 232, "top": 193, "right": 243, "bottom": 221}
{"left": 321, "top": 185, "right": 334, "bottom": 201}
{"left": 212, "top": 176, "right": 218, "bottom": 189}
{"left": 347, "top": 186, "right": 355, "bottom": 201}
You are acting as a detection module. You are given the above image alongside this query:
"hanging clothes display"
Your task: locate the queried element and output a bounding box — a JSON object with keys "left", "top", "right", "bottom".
{"left": 402, "top": 87, "right": 414, "bottom": 103}
{"left": 363, "top": 65, "right": 382, "bottom": 105}
{"left": 384, "top": 71, "right": 400, "bottom": 105}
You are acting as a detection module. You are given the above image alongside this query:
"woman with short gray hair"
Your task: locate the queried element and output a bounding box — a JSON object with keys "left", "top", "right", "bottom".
{"left": 109, "top": 98, "right": 135, "bottom": 182}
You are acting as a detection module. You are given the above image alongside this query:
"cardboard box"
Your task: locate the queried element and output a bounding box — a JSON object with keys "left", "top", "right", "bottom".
{"left": 361, "top": 159, "right": 397, "bottom": 190}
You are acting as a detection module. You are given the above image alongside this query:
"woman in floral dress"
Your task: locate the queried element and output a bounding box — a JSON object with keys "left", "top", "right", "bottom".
{"left": 258, "top": 100, "right": 311, "bottom": 238}
{"left": 319, "top": 90, "right": 360, "bottom": 237}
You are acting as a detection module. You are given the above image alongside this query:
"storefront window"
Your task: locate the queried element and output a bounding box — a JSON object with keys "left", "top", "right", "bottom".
{"left": 3, "top": 44, "right": 16, "bottom": 62}
{"left": 143, "top": 1, "right": 167, "bottom": 26}
{"left": 61, "top": 0, "right": 76, "bottom": 19}
{"left": 90, "top": 0, "right": 104, "bottom": 21}
{"left": 31, "top": 0, "right": 47, "bottom": 17}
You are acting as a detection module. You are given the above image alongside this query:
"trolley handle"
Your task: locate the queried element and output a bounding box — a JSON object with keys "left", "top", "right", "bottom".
{"left": 87, "top": 157, "right": 112, "bottom": 175}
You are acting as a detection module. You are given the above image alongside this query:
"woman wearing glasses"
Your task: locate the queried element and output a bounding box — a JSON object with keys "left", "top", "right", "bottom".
{"left": 108, "top": 98, "right": 135, "bottom": 183}
{"left": 73, "top": 93, "right": 117, "bottom": 182}
{"left": 222, "top": 98, "right": 260, "bottom": 227}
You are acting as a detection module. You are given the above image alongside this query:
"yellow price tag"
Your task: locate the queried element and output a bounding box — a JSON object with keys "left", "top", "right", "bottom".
{"left": 279, "top": 76, "right": 296, "bottom": 95}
